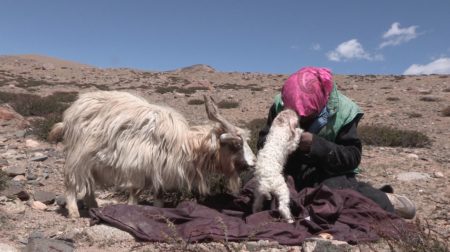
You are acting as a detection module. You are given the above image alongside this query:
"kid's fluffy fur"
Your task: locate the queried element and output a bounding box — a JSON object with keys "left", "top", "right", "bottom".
{"left": 252, "top": 109, "right": 302, "bottom": 223}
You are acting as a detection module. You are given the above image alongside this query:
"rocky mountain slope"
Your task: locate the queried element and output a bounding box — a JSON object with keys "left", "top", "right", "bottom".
{"left": 0, "top": 55, "right": 449, "bottom": 251}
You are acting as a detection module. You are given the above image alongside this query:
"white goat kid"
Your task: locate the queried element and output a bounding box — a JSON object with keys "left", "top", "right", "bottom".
{"left": 252, "top": 109, "right": 302, "bottom": 223}
{"left": 49, "top": 91, "right": 256, "bottom": 218}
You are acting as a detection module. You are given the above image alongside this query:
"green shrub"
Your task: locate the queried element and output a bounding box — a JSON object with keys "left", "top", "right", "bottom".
{"left": 441, "top": 106, "right": 450, "bottom": 117}
{"left": 187, "top": 99, "right": 205, "bottom": 105}
{"left": 359, "top": 125, "right": 431, "bottom": 148}
{"left": 217, "top": 100, "right": 240, "bottom": 109}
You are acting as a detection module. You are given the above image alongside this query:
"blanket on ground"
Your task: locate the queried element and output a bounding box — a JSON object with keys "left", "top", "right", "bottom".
{"left": 89, "top": 177, "right": 413, "bottom": 245}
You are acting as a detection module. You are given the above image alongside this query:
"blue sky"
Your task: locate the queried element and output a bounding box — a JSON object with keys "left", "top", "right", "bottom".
{"left": 1, "top": 1, "right": 449, "bottom": 75}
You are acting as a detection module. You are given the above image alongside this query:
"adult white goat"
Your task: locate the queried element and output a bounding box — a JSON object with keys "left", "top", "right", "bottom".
{"left": 252, "top": 109, "right": 302, "bottom": 223}
{"left": 49, "top": 91, "right": 256, "bottom": 218}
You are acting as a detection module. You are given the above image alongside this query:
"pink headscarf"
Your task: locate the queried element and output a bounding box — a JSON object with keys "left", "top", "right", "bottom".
{"left": 281, "top": 67, "right": 334, "bottom": 117}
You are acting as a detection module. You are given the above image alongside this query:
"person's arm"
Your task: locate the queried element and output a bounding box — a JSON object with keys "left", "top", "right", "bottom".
{"left": 256, "top": 104, "right": 278, "bottom": 150}
{"left": 301, "top": 114, "right": 363, "bottom": 174}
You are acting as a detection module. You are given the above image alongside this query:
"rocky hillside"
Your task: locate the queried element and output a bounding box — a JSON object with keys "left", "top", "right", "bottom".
{"left": 0, "top": 55, "right": 449, "bottom": 251}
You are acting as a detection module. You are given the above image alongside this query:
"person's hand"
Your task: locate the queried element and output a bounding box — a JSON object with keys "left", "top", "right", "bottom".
{"left": 299, "top": 132, "right": 313, "bottom": 152}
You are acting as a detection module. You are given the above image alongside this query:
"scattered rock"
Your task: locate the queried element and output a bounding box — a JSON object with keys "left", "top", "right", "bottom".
{"left": 418, "top": 88, "right": 432, "bottom": 95}
{"left": 55, "top": 195, "right": 66, "bottom": 207}
{"left": 83, "top": 224, "right": 135, "bottom": 243}
{"left": 15, "top": 130, "right": 26, "bottom": 138}
{"left": 396, "top": 172, "right": 431, "bottom": 182}
{"left": 30, "top": 153, "right": 48, "bottom": 162}
{"left": 0, "top": 182, "right": 30, "bottom": 201}
{"left": 0, "top": 198, "right": 26, "bottom": 214}
{"left": 33, "top": 190, "right": 56, "bottom": 204}
{"left": 0, "top": 243, "right": 19, "bottom": 252}
{"left": 433, "top": 171, "right": 444, "bottom": 178}
{"left": 42, "top": 172, "right": 49, "bottom": 179}
{"left": 25, "top": 139, "right": 41, "bottom": 148}
{"left": 0, "top": 159, "right": 8, "bottom": 167}
{"left": 406, "top": 153, "right": 419, "bottom": 160}
{"left": 2, "top": 165, "right": 26, "bottom": 176}
{"left": 30, "top": 200, "right": 48, "bottom": 211}
{"left": 25, "top": 238, "right": 74, "bottom": 252}
{"left": 29, "top": 230, "right": 45, "bottom": 239}
{"left": 12, "top": 175, "right": 26, "bottom": 182}
{"left": 26, "top": 173, "right": 37, "bottom": 180}
{"left": 302, "top": 238, "right": 358, "bottom": 252}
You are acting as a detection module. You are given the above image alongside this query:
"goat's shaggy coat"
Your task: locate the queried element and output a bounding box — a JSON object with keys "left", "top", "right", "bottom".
{"left": 49, "top": 91, "right": 256, "bottom": 218}
{"left": 252, "top": 109, "right": 302, "bottom": 223}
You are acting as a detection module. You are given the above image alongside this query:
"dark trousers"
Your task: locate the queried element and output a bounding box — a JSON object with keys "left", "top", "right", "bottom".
{"left": 319, "top": 175, "right": 394, "bottom": 213}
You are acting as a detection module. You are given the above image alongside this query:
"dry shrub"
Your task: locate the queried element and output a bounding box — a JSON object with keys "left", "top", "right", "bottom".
{"left": 382, "top": 218, "right": 449, "bottom": 252}
{"left": 420, "top": 96, "right": 441, "bottom": 102}
{"left": 155, "top": 86, "right": 208, "bottom": 94}
{"left": 441, "top": 106, "right": 450, "bottom": 117}
{"left": 0, "top": 170, "right": 8, "bottom": 191}
{"left": 187, "top": 99, "right": 205, "bottom": 105}
{"left": 0, "top": 91, "right": 78, "bottom": 140}
{"left": 386, "top": 97, "right": 400, "bottom": 101}
{"left": 406, "top": 112, "right": 423, "bottom": 118}
{"left": 245, "top": 118, "right": 266, "bottom": 153}
{"left": 217, "top": 100, "right": 240, "bottom": 109}
{"left": 358, "top": 125, "right": 431, "bottom": 148}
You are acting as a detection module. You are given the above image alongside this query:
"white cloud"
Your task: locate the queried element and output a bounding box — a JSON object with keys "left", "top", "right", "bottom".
{"left": 380, "top": 22, "right": 419, "bottom": 48}
{"left": 326, "top": 39, "right": 383, "bottom": 62}
{"left": 312, "top": 43, "right": 321, "bottom": 51}
{"left": 404, "top": 58, "right": 450, "bottom": 75}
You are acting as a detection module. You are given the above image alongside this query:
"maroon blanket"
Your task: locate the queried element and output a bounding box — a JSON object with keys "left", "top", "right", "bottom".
{"left": 89, "top": 177, "right": 414, "bottom": 245}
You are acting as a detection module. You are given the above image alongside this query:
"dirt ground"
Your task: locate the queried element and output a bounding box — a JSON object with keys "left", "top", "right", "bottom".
{"left": 0, "top": 55, "right": 449, "bottom": 251}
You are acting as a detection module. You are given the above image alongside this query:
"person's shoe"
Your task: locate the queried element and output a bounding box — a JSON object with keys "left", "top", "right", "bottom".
{"left": 386, "top": 193, "right": 416, "bottom": 219}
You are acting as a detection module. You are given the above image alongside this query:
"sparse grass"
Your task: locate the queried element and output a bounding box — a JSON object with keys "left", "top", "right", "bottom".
{"left": 217, "top": 100, "right": 240, "bottom": 109}
{"left": 386, "top": 97, "right": 400, "bottom": 101}
{"left": 187, "top": 99, "right": 205, "bottom": 105}
{"left": 0, "top": 170, "right": 8, "bottom": 191}
{"left": 406, "top": 112, "right": 423, "bottom": 118}
{"left": 359, "top": 125, "right": 431, "bottom": 148}
{"left": 245, "top": 118, "right": 266, "bottom": 153}
{"left": 441, "top": 106, "right": 450, "bottom": 117}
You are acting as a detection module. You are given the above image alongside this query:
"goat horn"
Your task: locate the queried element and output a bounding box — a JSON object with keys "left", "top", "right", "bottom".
{"left": 203, "top": 95, "right": 237, "bottom": 133}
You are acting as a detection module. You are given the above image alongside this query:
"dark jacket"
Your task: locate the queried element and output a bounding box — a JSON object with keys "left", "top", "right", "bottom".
{"left": 257, "top": 103, "right": 363, "bottom": 190}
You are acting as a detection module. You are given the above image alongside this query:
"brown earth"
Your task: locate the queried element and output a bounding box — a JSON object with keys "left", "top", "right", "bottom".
{"left": 0, "top": 54, "right": 449, "bottom": 251}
